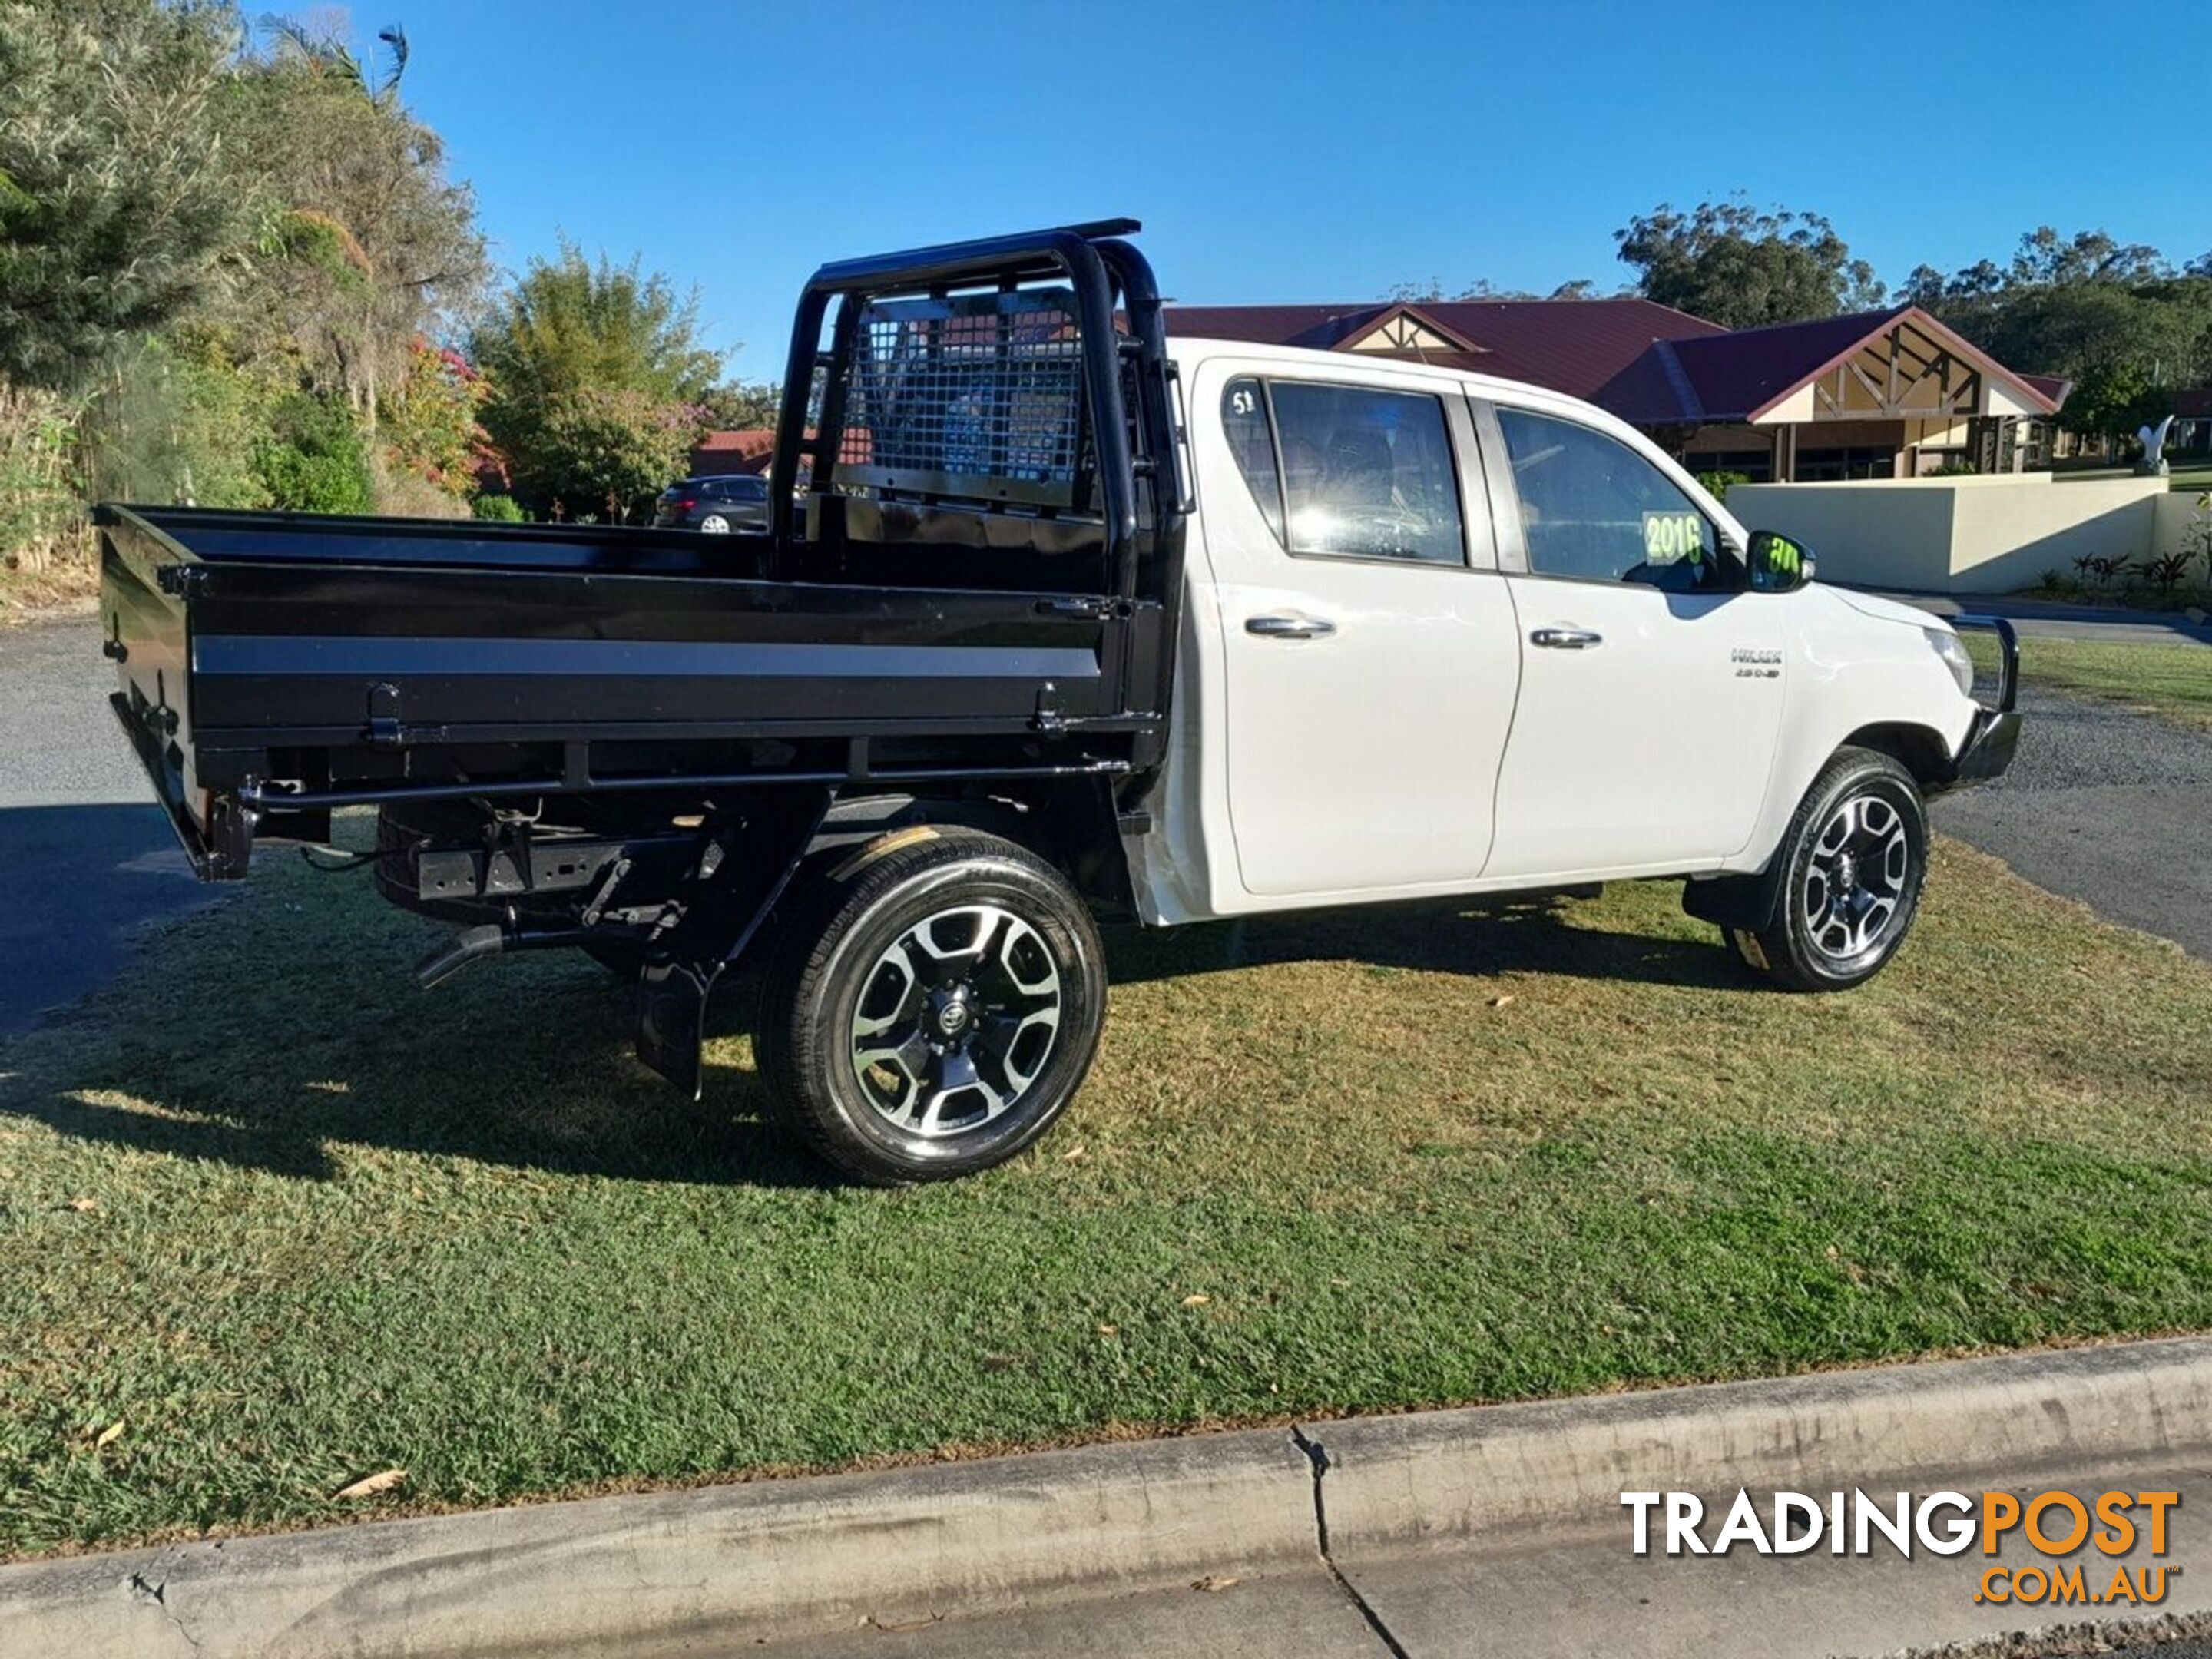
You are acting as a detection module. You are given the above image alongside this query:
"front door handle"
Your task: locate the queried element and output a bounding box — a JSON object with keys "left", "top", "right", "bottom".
{"left": 1530, "top": 626, "right": 1603, "bottom": 650}
{"left": 1246, "top": 614, "right": 1336, "bottom": 641}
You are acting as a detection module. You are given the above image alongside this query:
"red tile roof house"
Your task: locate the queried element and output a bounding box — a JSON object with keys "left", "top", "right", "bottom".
{"left": 687, "top": 429, "right": 777, "bottom": 477}
{"left": 1161, "top": 298, "right": 2068, "bottom": 481}
{"left": 684, "top": 427, "right": 857, "bottom": 485}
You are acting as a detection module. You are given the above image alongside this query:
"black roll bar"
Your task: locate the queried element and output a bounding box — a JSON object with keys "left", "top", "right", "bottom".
{"left": 769, "top": 220, "right": 1160, "bottom": 600}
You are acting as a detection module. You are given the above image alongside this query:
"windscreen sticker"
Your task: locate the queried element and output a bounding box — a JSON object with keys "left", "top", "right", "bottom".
{"left": 1641, "top": 511, "right": 1704, "bottom": 565}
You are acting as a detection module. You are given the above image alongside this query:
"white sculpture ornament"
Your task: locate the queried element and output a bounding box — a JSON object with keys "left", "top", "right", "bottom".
{"left": 2137, "top": 413, "right": 2176, "bottom": 475}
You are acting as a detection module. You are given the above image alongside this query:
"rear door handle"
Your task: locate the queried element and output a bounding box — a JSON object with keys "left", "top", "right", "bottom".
{"left": 1530, "top": 626, "right": 1602, "bottom": 650}
{"left": 1246, "top": 614, "right": 1336, "bottom": 641}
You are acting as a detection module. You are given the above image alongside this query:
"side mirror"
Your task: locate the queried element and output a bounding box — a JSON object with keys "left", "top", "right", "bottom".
{"left": 1747, "top": 530, "right": 1815, "bottom": 593}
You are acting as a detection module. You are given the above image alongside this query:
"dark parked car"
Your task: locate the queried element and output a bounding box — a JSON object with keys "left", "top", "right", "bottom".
{"left": 654, "top": 474, "right": 770, "bottom": 533}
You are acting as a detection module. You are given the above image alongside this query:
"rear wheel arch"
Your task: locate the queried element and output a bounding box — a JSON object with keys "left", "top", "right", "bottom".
{"left": 806, "top": 779, "right": 1134, "bottom": 919}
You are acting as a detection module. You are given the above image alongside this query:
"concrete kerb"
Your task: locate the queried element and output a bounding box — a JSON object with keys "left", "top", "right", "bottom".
{"left": 1307, "top": 1337, "right": 2212, "bottom": 1558}
{"left": 0, "top": 1430, "right": 1320, "bottom": 1658}
{"left": 3, "top": 1339, "right": 2210, "bottom": 1657}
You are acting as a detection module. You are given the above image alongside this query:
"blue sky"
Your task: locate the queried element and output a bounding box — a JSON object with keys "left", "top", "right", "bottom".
{"left": 388, "top": 0, "right": 2210, "bottom": 381}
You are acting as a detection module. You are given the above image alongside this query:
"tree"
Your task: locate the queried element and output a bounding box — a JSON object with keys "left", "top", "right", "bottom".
{"left": 472, "top": 241, "right": 722, "bottom": 514}
{"left": 697, "top": 381, "right": 783, "bottom": 430}
{"left": 472, "top": 240, "right": 721, "bottom": 412}
{"left": 1385, "top": 277, "right": 1607, "bottom": 303}
{"left": 1908, "top": 229, "right": 2212, "bottom": 439}
{"left": 214, "top": 18, "right": 488, "bottom": 439}
{"left": 382, "top": 339, "right": 488, "bottom": 496}
{"left": 518, "top": 388, "right": 697, "bottom": 523}
{"left": 0, "top": 0, "right": 243, "bottom": 390}
{"left": 2005, "top": 227, "right": 2167, "bottom": 289}
{"left": 1614, "top": 199, "right": 1884, "bottom": 328}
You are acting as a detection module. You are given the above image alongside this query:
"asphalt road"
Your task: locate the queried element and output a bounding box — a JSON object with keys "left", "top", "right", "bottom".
{"left": 0, "top": 613, "right": 217, "bottom": 1033}
{"left": 1878, "top": 590, "right": 2212, "bottom": 647}
{"left": 0, "top": 611, "right": 2204, "bottom": 1038}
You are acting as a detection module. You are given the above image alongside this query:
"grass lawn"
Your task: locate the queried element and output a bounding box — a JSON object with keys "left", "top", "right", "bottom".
{"left": 2051, "top": 462, "right": 2212, "bottom": 493}
{"left": 2, "top": 823, "right": 2209, "bottom": 1560}
{"left": 1967, "top": 632, "right": 2212, "bottom": 728}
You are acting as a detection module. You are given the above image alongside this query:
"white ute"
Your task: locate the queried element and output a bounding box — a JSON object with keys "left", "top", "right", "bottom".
{"left": 107, "top": 222, "right": 2020, "bottom": 1184}
{"left": 1131, "top": 339, "right": 2018, "bottom": 995}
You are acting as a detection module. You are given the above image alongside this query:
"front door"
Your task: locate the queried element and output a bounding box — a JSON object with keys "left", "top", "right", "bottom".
{"left": 1479, "top": 402, "right": 1788, "bottom": 881}
{"left": 1199, "top": 365, "right": 1521, "bottom": 899}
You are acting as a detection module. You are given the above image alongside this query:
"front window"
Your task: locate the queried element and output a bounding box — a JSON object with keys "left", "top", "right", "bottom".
{"left": 1221, "top": 377, "right": 1465, "bottom": 565}
{"left": 1495, "top": 407, "right": 1728, "bottom": 591}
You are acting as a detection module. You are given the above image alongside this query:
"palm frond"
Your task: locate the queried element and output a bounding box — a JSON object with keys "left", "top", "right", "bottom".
{"left": 373, "top": 25, "right": 409, "bottom": 106}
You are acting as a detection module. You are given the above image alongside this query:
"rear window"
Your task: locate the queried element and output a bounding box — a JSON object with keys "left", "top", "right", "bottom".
{"left": 1220, "top": 377, "right": 1465, "bottom": 565}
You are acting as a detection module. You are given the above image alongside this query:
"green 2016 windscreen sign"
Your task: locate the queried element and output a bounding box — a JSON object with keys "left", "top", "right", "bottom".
{"left": 1641, "top": 510, "right": 1704, "bottom": 565}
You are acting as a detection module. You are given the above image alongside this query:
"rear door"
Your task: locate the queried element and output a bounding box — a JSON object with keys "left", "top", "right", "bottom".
{"left": 1475, "top": 399, "right": 1786, "bottom": 880}
{"left": 1197, "top": 362, "right": 1522, "bottom": 899}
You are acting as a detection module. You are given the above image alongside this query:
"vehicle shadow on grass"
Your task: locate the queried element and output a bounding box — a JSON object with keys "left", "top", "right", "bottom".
{"left": 1, "top": 949, "right": 842, "bottom": 1192}
{"left": 1102, "top": 891, "right": 1742, "bottom": 994}
{"left": 0, "top": 886, "right": 1735, "bottom": 1190}
{"left": 0, "top": 803, "right": 224, "bottom": 1036}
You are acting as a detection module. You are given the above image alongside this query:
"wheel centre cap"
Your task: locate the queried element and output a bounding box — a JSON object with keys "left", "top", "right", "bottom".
{"left": 928, "top": 987, "right": 974, "bottom": 1041}
{"left": 1834, "top": 851, "right": 1859, "bottom": 892}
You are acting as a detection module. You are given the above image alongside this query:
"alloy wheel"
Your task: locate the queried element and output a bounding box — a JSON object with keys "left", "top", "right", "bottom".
{"left": 1802, "top": 793, "right": 1911, "bottom": 962}
{"left": 848, "top": 904, "right": 1063, "bottom": 1137}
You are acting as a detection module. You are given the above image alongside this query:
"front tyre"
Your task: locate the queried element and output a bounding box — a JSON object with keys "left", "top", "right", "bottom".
{"left": 754, "top": 828, "right": 1106, "bottom": 1185}
{"left": 1739, "top": 747, "right": 1928, "bottom": 992}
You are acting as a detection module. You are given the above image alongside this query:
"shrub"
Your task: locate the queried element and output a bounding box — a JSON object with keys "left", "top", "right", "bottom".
{"left": 1930, "top": 460, "right": 1979, "bottom": 477}
{"left": 471, "top": 492, "right": 525, "bottom": 522}
{"left": 0, "top": 380, "right": 85, "bottom": 573}
{"left": 253, "top": 392, "right": 373, "bottom": 515}
{"left": 382, "top": 340, "right": 488, "bottom": 498}
{"left": 2140, "top": 548, "right": 2197, "bottom": 591}
{"left": 1695, "top": 469, "right": 1750, "bottom": 503}
{"left": 369, "top": 452, "right": 469, "bottom": 520}
{"left": 515, "top": 386, "right": 697, "bottom": 524}
{"left": 2072, "top": 551, "right": 2135, "bottom": 586}
{"left": 255, "top": 444, "right": 373, "bottom": 515}
{"left": 2186, "top": 493, "right": 2212, "bottom": 584}
{"left": 81, "top": 334, "right": 275, "bottom": 512}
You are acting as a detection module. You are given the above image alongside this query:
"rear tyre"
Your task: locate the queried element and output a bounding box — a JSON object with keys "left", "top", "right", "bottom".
{"left": 753, "top": 828, "right": 1106, "bottom": 1186}
{"left": 1737, "top": 747, "right": 1927, "bottom": 992}
{"left": 699, "top": 513, "right": 733, "bottom": 534}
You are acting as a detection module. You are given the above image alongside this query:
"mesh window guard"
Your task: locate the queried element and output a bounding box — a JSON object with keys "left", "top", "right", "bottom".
{"left": 835, "top": 289, "right": 1091, "bottom": 509}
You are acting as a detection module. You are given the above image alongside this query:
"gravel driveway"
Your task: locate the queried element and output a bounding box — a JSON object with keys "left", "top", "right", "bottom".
{"left": 1932, "top": 684, "right": 2212, "bottom": 959}
{"left": 0, "top": 611, "right": 218, "bottom": 1033}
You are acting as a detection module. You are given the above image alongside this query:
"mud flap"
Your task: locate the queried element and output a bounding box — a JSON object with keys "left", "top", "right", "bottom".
{"left": 635, "top": 786, "right": 832, "bottom": 1098}
{"left": 1681, "top": 864, "right": 1786, "bottom": 935}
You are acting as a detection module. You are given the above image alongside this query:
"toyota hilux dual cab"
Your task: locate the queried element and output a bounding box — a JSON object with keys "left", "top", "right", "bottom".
{"left": 97, "top": 218, "right": 2018, "bottom": 1184}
